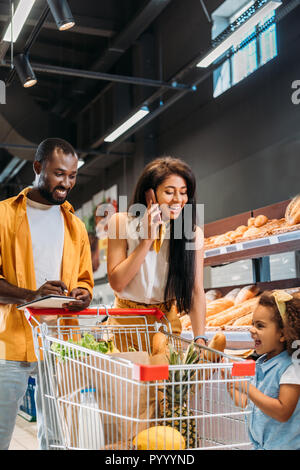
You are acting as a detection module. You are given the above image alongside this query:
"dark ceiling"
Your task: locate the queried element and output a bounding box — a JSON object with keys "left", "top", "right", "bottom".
{"left": 0, "top": 0, "right": 296, "bottom": 206}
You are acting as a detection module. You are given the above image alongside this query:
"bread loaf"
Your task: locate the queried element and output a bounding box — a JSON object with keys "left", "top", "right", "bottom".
{"left": 205, "top": 289, "right": 223, "bottom": 303}
{"left": 234, "top": 285, "right": 260, "bottom": 305}
{"left": 207, "top": 298, "right": 259, "bottom": 327}
{"left": 285, "top": 195, "right": 300, "bottom": 226}
{"left": 152, "top": 332, "right": 169, "bottom": 356}
{"left": 247, "top": 217, "right": 256, "bottom": 227}
{"left": 254, "top": 215, "right": 268, "bottom": 227}
{"left": 232, "top": 312, "right": 253, "bottom": 326}
{"left": 224, "top": 288, "right": 241, "bottom": 302}
{"left": 203, "top": 333, "right": 226, "bottom": 362}
{"left": 206, "top": 298, "right": 234, "bottom": 317}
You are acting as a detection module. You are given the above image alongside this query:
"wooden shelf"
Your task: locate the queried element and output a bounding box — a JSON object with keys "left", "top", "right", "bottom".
{"left": 204, "top": 199, "right": 300, "bottom": 267}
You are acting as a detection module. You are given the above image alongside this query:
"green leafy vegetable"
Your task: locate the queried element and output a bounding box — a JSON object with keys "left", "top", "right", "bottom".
{"left": 51, "top": 333, "right": 115, "bottom": 361}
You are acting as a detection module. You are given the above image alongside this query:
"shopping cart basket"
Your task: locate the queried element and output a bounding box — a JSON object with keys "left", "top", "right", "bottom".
{"left": 25, "top": 307, "right": 255, "bottom": 450}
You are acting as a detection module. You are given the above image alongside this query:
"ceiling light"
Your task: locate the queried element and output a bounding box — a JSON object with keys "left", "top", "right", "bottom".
{"left": 196, "top": 0, "right": 282, "bottom": 68}
{"left": 14, "top": 54, "right": 37, "bottom": 88}
{"left": 104, "top": 107, "right": 150, "bottom": 143}
{"left": 47, "top": 0, "right": 75, "bottom": 31}
{"left": 2, "top": 0, "right": 37, "bottom": 43}
{"left": 77, "top": 159, "right": 85, "bottom": 169}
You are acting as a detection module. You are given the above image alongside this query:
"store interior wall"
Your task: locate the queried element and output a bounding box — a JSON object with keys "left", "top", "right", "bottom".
{"left": 69, "top": 2, "right": 300, "bottom": 225}
{"left": 154, "top": 6, "right": 300, "bottom": 223}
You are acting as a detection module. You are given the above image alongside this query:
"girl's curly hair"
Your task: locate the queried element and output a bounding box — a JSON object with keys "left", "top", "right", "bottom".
{"left": 258, "top": 291, "right": 300, "bottom": 355}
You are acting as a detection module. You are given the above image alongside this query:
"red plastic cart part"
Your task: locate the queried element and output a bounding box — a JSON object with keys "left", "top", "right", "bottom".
{"left": 231, "top": 360, "right": 256, "bottom": 377}
{"left": 24, "top": 307, "right": 165, "bottom": 322}
{"left": 133, "top": 363, "right": 169, "bottom": 381}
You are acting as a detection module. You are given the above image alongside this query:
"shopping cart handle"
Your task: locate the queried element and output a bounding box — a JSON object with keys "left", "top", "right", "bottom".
{"left": 24, "top": 307, "right": 165, "bottom": 321}
{"left": 107, "top": 308, "right": 165, "bottom": 320}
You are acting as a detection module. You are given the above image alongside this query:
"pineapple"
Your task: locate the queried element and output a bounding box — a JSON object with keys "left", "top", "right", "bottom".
{"left": 160, "top": 342, "right": 200, "bottom": 448}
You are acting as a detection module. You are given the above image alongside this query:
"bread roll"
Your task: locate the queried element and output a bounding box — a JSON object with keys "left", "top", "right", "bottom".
{"left": 207, "top": 298, "right": 259, "bottom": 327}
{"left": 285, "top": 195, "right": 300, "bottom": 226}
{"left": 254, "top": 215, "right": 268, "bottom": 227}
{"left": 242, "top": 226, "right": 262, "bottom": 239}
{"left": 234, "top": 285, "right": 260, "bottom": 305}
{"left": 152, "top": 332, "right": 169, "bottom": 356}
{"left": 206, "top": 298, "right": 234, "bottom": 317}
{"left": 224, "top": 288, "right": 241, "bottom": 302}
{"left": 203, "top": 333, "right": 226, "bottom": 363}
{"left": 247, "top": 217, "right": 256, "bottom": 227}
{"left": 205, "top": 289, "right": 223, "bottom": 303}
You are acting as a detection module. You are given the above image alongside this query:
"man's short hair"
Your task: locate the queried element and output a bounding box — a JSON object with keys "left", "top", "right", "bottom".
{"left": 35, "top": 137, "right": 76, "bottom": 164}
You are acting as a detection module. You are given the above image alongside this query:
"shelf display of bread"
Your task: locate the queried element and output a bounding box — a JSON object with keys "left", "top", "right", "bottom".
{"left": 180, "top": 285, "right": 300, "bottom": 331}
{"left": 204, "top": 196, "right": 300, "bottom": 250}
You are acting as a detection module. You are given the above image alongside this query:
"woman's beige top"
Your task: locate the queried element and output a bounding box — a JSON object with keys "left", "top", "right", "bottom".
{"left": 117, "top": 215, "right": 171, "bottom": 304}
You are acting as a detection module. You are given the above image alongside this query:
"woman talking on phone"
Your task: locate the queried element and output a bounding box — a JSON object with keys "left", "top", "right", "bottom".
{"left": 107, "top": 156, "right": 207, "bottom": 347}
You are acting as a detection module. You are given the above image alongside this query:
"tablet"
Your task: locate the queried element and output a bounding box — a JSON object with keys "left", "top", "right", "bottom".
{"left": 17, "top": 295, "right": 77, "bottom": 310}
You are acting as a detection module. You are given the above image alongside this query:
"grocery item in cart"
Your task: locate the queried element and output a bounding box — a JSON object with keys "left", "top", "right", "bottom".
{"left": 26, "top": 307, "right": 256, "bottom": 450}
{"left": 78, "top": 388, "right": 105, "bottom": 450}
{"left": 56, "top": 349, "right": 156, "bottom": 447}
{"left": 159, "top": 334, "right": 226, "bottom": 448}
{"left": 132, "top": 426, "right": 185, "bottom": 450}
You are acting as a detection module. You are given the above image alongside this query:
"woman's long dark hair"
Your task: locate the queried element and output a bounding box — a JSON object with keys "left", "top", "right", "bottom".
{"left": 129, "top": 156, "right": 197, "bottom": 313}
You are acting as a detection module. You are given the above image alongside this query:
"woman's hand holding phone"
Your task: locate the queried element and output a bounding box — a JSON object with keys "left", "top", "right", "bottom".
{"left": 143, "top": 188, "right": 162, "bottom": 240}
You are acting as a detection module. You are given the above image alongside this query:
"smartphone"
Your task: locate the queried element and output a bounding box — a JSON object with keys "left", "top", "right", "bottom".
{"left": 145, "top": 188, "right": 157, "bottom": 206}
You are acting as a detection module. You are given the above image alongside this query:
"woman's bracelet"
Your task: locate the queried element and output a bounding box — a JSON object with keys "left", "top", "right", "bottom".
{"left": 194, "top": 335, "right": 208, "bottom": 344}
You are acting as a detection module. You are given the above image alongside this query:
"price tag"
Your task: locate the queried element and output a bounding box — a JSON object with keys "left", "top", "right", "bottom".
{"left": 269, "top": 235, "right": 279, "bottom": 245}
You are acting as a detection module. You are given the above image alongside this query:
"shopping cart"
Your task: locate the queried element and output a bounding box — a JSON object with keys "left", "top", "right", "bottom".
{"left": 25, "top": 306, "right": 255, "bottom": 450}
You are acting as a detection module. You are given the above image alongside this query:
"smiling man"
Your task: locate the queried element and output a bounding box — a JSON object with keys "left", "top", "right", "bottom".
{"left": 0, "top": 137, "right": 94, "bottom": 450}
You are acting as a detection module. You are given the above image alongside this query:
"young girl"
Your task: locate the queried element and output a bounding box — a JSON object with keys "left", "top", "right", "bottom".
{"left": 107, "top": 156, "right": 206, "bottom": 349}
{"left": 227, "top": 290, "right": 300, "bottom": 450}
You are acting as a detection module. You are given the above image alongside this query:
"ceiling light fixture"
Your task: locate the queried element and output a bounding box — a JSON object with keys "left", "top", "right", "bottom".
{"left": 2, "top": 0, "right": 37, "bottom": 43}
{"left": 47, "top": 0, "right": 75, "bottom": 31}
{"left": 13, "top": 54, "right": 37, "bottom": 88}
{"left": 77, "top": 159, "right": 85, "bottom": 169}
{"left": 196, "top": 0, "right": 282, "bottom": 68}
{"left": 104, "top": 106, "right": 150, "bottom": 143}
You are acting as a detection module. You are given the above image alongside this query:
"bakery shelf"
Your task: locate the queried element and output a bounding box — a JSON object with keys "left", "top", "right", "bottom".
{"left": 181, "top": 329, "right": 253, "bottom": 350}
{"left": 204, "top": 199, "right": 300, "bottom": 267}
{"left": 204, "top": 229, "right": 300, "bottom": 266}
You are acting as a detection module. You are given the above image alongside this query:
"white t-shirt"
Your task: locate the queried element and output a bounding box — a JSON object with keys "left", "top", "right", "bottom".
{"left": 26, "top": 198, "right": 65, "bottom": 325}
{"left": 280, "top": 364, "right": 300, "bottom": 385}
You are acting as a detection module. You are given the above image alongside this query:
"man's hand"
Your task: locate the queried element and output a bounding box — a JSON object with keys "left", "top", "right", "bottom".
{"left": 30, "top": 280, "right": 68, "bottom": 301}
{"left": 63, "top": 287, "right": 91, "bottom": 311}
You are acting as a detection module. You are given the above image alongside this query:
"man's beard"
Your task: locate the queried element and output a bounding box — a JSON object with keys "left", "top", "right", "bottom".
{"left": 38, "top": 185, "right": 70, "bottom": 205}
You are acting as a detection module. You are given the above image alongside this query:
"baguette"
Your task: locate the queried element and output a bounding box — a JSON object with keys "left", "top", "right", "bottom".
{"left": 207, "top": 298, "right": 259, "bottom": 327}
{"left": 206, "top": 298, "right": 235, "bottom": 317}
{"left": 234, "top": 284, "right": 260, "bottom": 305}
{"left": 224, "top": 288, "right": 241, "bottom": 302}
{"left": 202, "top": 333, "right": 226, "bottom": 363}
{"left": 232, "top": 312, "right": 253, "bottom": 326}
{"left": 285, "top": 195, "right": 300, "bottom": 226}
{"left": 205, "top": 289, "right": 223, "bottom": 303}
